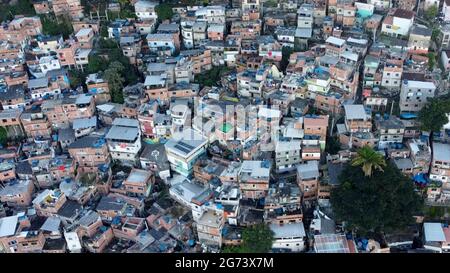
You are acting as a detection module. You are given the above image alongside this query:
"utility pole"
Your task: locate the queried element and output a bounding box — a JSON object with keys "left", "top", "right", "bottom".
{"left": 390, "top": 99, "right": 394, "bottom": 116}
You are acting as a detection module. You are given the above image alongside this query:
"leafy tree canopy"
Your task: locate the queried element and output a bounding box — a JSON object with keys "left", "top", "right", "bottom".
{"left": 87, "top": 38, "right": 139, "bottom": 85}
{"left": 330, "top": 161, "right": 423, "bottom": 236}
{"left": 425, "top": 5, "right": 438, "bottom": 21}
{"left": 41, "top": 15, "right": 74, "bottom": 40}
{"left": 194, "top": 66, "right": 230, "bottom": 87}
{"left": 280, "top": 46, "right": 293, "bottom": 72}
{"left": 223, "top": 224, "right": 274, "bottom": 253}
{"left": 418, "top": 97, "right": 450, "bottom": 133}
{"left": 0, "top": 127, "right": 7, "bottom": 146}
{"left": 0, "top": 0, "right": 36, "bottom": 22}
{"left": 427, "top": 52, "right": 436, "bottom": 71}
{"left": 104, "top": 62, "right": 125, "bottom": 104}
{"left": 155, "top": 3, "right": 173, "bottom": 22}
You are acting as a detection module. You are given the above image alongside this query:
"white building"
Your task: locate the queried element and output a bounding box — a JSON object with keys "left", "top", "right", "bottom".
{"left": 368, "top": 0, "right": 390, "bottom": 9}
{"left": 170, "top": 99, "right": 190, "bottom": 128}
{"left": 165, "top": 128, "right": 208, "bottom": 177}
{"left": 146, "top": 33, "right": 176, "bottom": 55}
{"left": 29, "top": 55, "right": 62, "bottom": 78}
{"left": 442, "top": 50, "right": 450, "bottom": 71}
{"left": 74, "top": 48, "right": 91, "bottom": 71}
{"left": 64, "top": 231, "right": 82, "bottom": 253}
{"left": 424, "top": 0, "right": 439, "bottom": 10}
{"left": 275, "top": 140, "right": 301, "bottom": 171}
{"left": 73, "top": 117, "right": 97, "bottom": 138}
{"left": 168, "top": 175, "right": 213, "bottom": 220}
{"left": 270, "top": 222, "right": 306, "bottom": 252}
{"left": 381, "top": 9, "right": 414, "bottom": 37}
{"left": 399, "top": 80, "right": 436, "bottom": 113}
{"left": 105, "top": 118, "right": 142, "bottom": 164}
{"left": 423, "top": 222, "right": 450, "bottom": 253}
{"left": 430, "top": 142, "right": 450, "bottom": 183}
{"left": 134, "top": 1, "right": 158, "bottom": 20}
{"left": 195, "top": 5, "right": 226, "bottom": 24}
{"left": 444, "top": 0, "right": 450, "bottom": 22}
{"left": 181, "top": 21, "right": 194, "bottom": 49}
{"left": 381, "top": 65, "right": 402, "bottom": 90}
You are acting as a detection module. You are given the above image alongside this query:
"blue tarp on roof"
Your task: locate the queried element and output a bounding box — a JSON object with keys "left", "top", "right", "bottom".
{"left": 112, "top": 216, "right": 121, "bottom": 225}
{"left": 400, "top": 113, "right": 417, "bottom": 119}
{"left": 356, "top": 238, "right": 368, "bottom": 250}
{"left": 414, "top": 173, "right": 428, "bottom": 184}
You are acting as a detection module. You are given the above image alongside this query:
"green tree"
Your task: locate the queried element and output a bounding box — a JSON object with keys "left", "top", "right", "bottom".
{"left": 104, "top": 61, "right": 125, "bottom": 103}
{"left": 0, "top": 127, "right": 7, "bottom": 146}
{"left": 0, "top": 0, "right": 36, "bottom": 21}
{"left": 99, "top": 38, "right": 119, "bottom": 49}
{"left": 425, "top": 5, "right": 438, "bottom": 21}
{"left": 431, "top": 27, "right": 440, "bottom": 43}
{"left": 118, "top": 0, "right": 130, "bottom": 6}
{"left": 222, "top": 224, "right": 274, "bottom": 253}
{"left": 120, "top": 3, "right": 137, "bottom": 19}
{"left": 331, "top": 161, "right": 423, "bottom": 235}
{"left": 87, "top": 55, "right": 109, "bottom": 74}
{"left": 265, "top": 0, "right": 278, "bottom": 8}
{"left": 194, "top": 66, "right": 230, "bottom": 87}
{"left": 41, "top": 15, "right": 74, "bottom": 39}
{"left": 418, "top": 97, "right": 450, "bottom": 175}
{"left": 100, "top": 24, "right": 109, "bottom": 38}
{"left": 280, "top": 46, "right": 293, "bottom": 73}
{"left": 427, "top": 52, "right": 436, "bottom": 71}
{"left": 155, "top": 3, "right": 173, "bottom": 22}
{"left": 351, "top": 146, "right": 386, "bottom": 177}
{"left": 326, "top": 135, "right": 341, "bottom": 155}
{"left": 88, "top": 38, "right": 140, "bottom": 85}
{"left": 68, "top": 69, "right": 86, "bottom": 88}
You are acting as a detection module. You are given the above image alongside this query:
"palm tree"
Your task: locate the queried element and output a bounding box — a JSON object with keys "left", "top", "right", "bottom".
{"left": 351, "top": 146, "right": 386, "bottom": 177}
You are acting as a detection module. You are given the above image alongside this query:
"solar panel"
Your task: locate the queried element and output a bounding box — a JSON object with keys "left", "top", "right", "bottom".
{"left": 178, "top": 141, "right": 195, "bottom": 150}
{"left": 174, "top": 144, "right": 192, "bottom": 154}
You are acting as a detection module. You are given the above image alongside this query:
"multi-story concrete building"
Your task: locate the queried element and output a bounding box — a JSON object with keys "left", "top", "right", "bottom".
{"left": 275, "top": 141, "right": 301, "bottom": 172}
{"left": 105, "top": 118, "right": 142, "bottom": 165}
{"left": 376, "top": 116, "right": 405, "bottom": 149}
{"left": 0, "top": 180, "right": 35, "bottom": 208}
{"left": 239, "top": 160, "right": 271, "bottom": 199}
{"left": 0, "top": 16, "right": 43, "bottom": 43}
{"left": 381, "top": 63, "right": 402, "bottom": 90}
{"left": 42, "top": 94, "right": 95, "bottom": 128}
{"left": 134, "top": 1, "right": 158, "bottom": 21}
{"left": 270, "top": 222, "right": 306, "bottom": 252}
{"left": 399, "top": 80, "right": 436, "bottom": 113}
{"left": 343, "top": 105, "right": 372, "bottom": 133}
{"left": 20, "top": 107, "right": 52, "bottom": 138}
{"left": 123, "top": 168, "right": 154, "bottom": 198}
{"left": 165, "top": 129, "right": 208, "bottom": 177}
{"left": 297, "top": 160, "right": 320, "bottom": 201}
{"left": 52, "top": 0, "right": 83, "bottom": 19}
{"left": 196, "top": 209, "right": 224, "bottom": 248}
{"left": 430, "top": 143, "right": 450, "bottom": 184}
{"left": 407, "top": 25, "right": 432, "bottom": 54}
{"left": 68, "top": 136, "right": 110, "bottom": 172}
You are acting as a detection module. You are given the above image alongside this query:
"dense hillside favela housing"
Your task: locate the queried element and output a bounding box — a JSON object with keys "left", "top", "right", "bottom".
{"left": 1, "top": 0, "right": 450, "bottom": 254}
